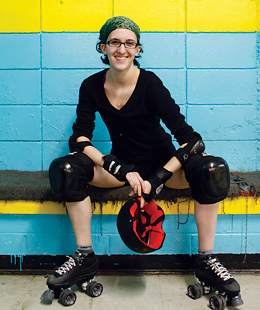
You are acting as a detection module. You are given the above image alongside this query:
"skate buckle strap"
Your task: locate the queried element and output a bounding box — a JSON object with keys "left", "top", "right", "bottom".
{"left": 55, "top": 256, "right": 76, "bottom": 276}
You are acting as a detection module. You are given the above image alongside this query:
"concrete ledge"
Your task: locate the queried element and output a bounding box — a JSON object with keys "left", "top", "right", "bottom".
{"left": 0, "top": 170, "right": 259, "bottom": 202}
{"left": 1, "top": 254, "right": 259, "bottom": 273}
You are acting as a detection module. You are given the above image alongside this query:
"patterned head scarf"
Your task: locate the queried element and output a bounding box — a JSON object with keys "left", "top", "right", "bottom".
{"left": 99, "top": 16, "right": 141, "bottom": 43}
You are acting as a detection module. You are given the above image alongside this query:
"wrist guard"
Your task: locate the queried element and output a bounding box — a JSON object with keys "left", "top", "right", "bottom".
{"left": 103, "top": 154, "right": 136, "bottom": 182}
{"left": 69, "top": 138, "right": 93, "bottom": 153}
{"left": 175, "top": 136, "right": 205, "bottom": 167}
{"left": 142, "top": 167, "right": 173, "bottom": 202}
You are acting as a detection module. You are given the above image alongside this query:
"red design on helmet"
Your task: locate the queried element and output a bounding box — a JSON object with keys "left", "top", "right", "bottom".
{"left": 117, "top": 197, "right": 166, "bottom": 253}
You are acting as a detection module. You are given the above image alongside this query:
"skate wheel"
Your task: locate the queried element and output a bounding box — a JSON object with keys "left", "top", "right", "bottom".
{"left": 42, "top": 290, "right": 55, "bottom": 301}
{"left": 209, "top": 294, "right": 226, "bottom": 310}
{"left": 59, "top": 289, "right": 77, "bottom": 306}
{"left": 86, "top": 281, "right": 103, "bottom": 297}
{"left": 187, "top": 283, "right": 203, "bottom": 299}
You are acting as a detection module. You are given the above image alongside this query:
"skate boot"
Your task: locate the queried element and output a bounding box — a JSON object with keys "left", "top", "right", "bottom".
{"left": 42, "top": 251, "right": 103, "bottom": 306}
{"left": 187, "top": 254, "right": 243, "bottom": 310}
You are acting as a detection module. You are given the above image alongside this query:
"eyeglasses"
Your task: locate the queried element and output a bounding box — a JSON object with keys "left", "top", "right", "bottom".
{"left": 106, "top": 39, "right": 139, "bottom": 49}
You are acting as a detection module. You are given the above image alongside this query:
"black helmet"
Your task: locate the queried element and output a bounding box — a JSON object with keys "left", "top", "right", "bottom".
{"left": 117, "top": 197, "right": 166, "bottom": 253}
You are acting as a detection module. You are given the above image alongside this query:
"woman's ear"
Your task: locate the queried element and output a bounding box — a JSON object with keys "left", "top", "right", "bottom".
{"left": 100, "top": 43, "right": 107, "bottom": 55}
{"left": 135, "top": 45, "right": 141, "bottom": 56}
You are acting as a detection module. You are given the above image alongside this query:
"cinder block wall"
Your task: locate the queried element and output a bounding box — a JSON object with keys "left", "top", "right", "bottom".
{"left": 0, "top": 0, "right": 259, "bottom": 171}
{"left": 0, "top": 1, "right": 260, "bottom": 259}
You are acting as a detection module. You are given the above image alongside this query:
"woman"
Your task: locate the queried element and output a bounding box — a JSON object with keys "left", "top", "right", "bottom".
{"left": 47, "top": 16, "right": 242, "bottom": 305}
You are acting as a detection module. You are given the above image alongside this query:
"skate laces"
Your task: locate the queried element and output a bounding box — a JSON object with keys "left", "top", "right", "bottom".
{"left": 209, "top": 260, "right": 233, "bottom": 281}
{"left": 55, "top": 256, "right": 76, "bottom": 276}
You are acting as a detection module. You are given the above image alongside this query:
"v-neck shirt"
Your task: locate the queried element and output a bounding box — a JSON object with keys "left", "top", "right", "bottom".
{"left": 71, "top": 69, "right": 195, "bottom": 165}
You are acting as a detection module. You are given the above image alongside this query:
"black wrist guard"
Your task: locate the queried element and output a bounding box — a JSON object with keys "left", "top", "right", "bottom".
{"left": 103, "top": 154, "right": 136, "bottom": 182}
{"left": 175, "top": 137, "right": 205, "bottom": 167}
{"left": 69, "top": 138, "right": 93, "bottom": 153}
{"left": 142, "top": 167, "right": 173, "bottom": 202}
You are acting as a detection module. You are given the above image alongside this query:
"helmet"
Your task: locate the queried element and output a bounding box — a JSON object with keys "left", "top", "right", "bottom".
{"left": 117, "top": 197, "right": 166, "bottom": 253}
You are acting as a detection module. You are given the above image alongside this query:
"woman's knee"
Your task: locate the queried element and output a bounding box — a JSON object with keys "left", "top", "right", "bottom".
{"left": 49, "top": 152, "right": 94, "bottom": 202}
{"left": 165, "top": 169, "right": 189, "bottom": 189}
{"left": 89, "top": 165, "right": 125, "bottom": 188}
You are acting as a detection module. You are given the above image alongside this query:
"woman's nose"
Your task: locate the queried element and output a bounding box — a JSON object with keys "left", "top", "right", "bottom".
{"left": 117, "top": 43, "right": 127, "bottom": 53}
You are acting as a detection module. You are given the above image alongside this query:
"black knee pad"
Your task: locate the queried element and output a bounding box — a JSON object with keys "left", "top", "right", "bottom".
{"left": 183, "top": 154, "right": 230, "bottom": 204}
{"left": 49, "top": 152, "right": 94, "bottom": 202}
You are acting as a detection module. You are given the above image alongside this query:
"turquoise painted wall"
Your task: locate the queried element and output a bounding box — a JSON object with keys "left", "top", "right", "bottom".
{"left": 0, "top": 32, "right": 259, "bottom": 171}
{"left": 1, "top": 214, "right": 260, "bottom": 256}
{"left": 0, "top": 1, "right": 259, "bottom": 258}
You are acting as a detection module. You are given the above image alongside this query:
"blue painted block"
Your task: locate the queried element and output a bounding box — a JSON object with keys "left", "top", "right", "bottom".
{"left": 0, "top": 234, "right": 27, "bottom": 255}
{"left": 90, "top": 215, "right": 102, "bottom": 235}
{"left": 99, "top": 215, "right": 118, "bottom": 234}
{"left": 92, "top": 112, "right": 110, "bottom": 141}
{"left": 187, "top": 69, "right": 257, "bottom": 104}
{"left": 187, "top": 105, "right": 257, "bottom": 140}
{"left": 43, "top": 142, "right": 70, "bottom": 170}
{"left": 161, "top": 233, "right": 192, "bottom": 255}
{"left": 42, "top": 106, "right": 111, "bottom": 142}
{"left": 92, "top": 235, "right": 109, "bottom": 255}
{"left": 244, "top": 234, "right": 260, "bottom": 254}
{"left": 42, "top": 105, "right": 76, "bottom": 140}
{"left": 0, "top": 70, "right": 41, "bottom": 105}
{"left": 213, "top": 234, "right": 246, "bottom": 254}
{"left": 109, "top": 234, "right": 136, "bottom": 255}
{"left": 152, "top": 69, "right": 186, "bottom": 104}
{"left": 187, "top": 33, "right": 256, "bottom": 69}
{"left": 0, "top": 215, "right": 62, "bottom": 233}
{"left": 0, "top": 34, "right": 40, "bottom": 69}
{"left": 163, "top": 214, "right": 197, "bottom": 233}
{"left": 27, "top": 233, "right": 76, "bottom": 255}
{"left": 42, "top": 33, "right": 106, "bottom": 69}
{"left": 141, "top": 33, "right": 185, "bottom": 69}
{"left": 0, "top": 142, "right": 41, "bottom": 171}
{"left": 0, "top": 106, "right": 41, "bottom": 140}
{"left": 232, "top": 215, "right": 260, "bottom": 233}
{"left": 204, "top": 141, "right": 258, "bottom": 172}
{"left": 42, "top": 69, "right": 99, "bottom": 105}
{"left": 42, "top": 141, "right": 111, "bottom": 170}
{"left": 92, "top": 141, "right": 112, "bottom": 155}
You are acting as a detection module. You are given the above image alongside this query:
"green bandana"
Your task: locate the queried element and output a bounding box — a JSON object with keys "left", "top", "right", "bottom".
{"left": 99, "top": 16, "right": 141, "bottom": 43}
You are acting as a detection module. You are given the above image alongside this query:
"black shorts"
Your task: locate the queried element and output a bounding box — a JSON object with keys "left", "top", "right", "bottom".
{"left": 133, "top": 150, "right": 176, "bottom": 180}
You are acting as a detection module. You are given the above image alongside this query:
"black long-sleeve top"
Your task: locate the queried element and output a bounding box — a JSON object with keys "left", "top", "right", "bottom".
{"left": 71, "top": 69, "right": 196, "bottom": 165}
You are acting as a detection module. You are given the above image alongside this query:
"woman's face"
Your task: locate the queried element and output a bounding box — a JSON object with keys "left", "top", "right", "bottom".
{"left": 101, "top": 28, "right": 141, "bottom": 72}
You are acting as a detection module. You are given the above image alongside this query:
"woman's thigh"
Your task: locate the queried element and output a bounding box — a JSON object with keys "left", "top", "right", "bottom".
{"left": 165, "top": 168, "right": 189, "bottom": 190}
{"left": 89, "top": 165, "right": 125, "bottom": 188}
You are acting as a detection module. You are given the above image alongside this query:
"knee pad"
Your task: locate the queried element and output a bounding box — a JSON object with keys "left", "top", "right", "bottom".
{"left": 183, "top": 154, "right": 230, "bottom": 204}
{"left": 49, "top": 152, "right": 94, "bottom": 202}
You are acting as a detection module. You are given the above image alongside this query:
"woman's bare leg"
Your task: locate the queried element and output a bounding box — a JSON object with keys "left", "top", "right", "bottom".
{"left": 194, "top": 201, "right": 219, "bottom": 251}
{"left": 66, "top": 165, "right": 124, "bottom": 246}
{"left": 165, "top": 169, "right": 219, "bottom": 252}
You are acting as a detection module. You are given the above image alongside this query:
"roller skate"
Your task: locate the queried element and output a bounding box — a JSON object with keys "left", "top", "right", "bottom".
{"left": 187, "top": 254, "right": 243, "bottom": 310}
{"left": 42, "top": 251, "right": 103, "bottom": 306}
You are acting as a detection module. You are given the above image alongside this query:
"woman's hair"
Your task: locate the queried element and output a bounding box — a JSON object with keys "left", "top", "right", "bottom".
{"left": 96, "top": 16, "right": 143, "bottom": 68}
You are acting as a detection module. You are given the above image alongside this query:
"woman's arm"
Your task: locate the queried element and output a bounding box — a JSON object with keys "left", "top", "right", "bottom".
{"left": 77, "top": 136, "right": 105, "bottom": 167}
{"left": 77, "top": 136, "right": 146, "bottom": 196}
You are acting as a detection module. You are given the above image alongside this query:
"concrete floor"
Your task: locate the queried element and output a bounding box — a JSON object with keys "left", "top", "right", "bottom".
{"left": 0, "top": 272, "right": 258, "bottom": 310}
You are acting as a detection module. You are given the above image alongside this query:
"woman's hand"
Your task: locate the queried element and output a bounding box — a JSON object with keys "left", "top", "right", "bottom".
{"left": 139, "top": 180, "right": 152, "bottom": 209}
{"left": 127, "top": 172, "right": 152, "bottom": 209}
{"left": 127, "top": 172, "right": 146, "bottom": 198}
